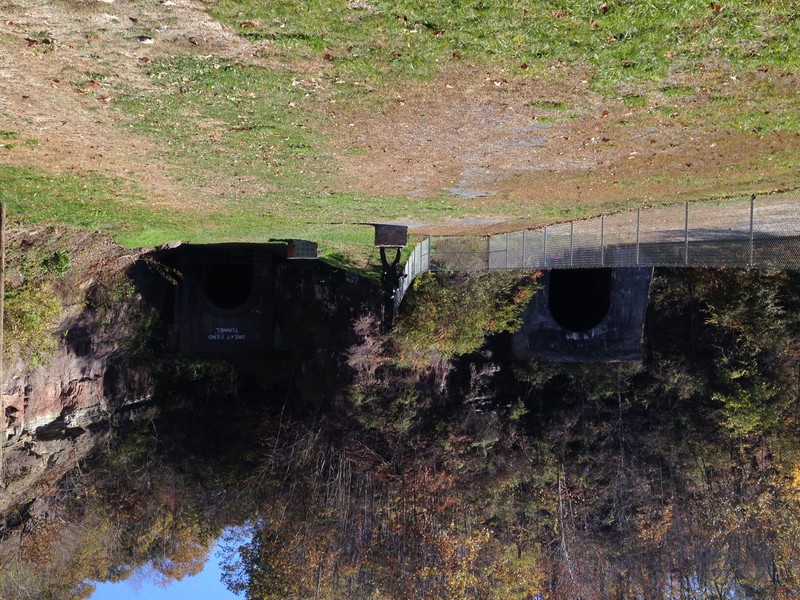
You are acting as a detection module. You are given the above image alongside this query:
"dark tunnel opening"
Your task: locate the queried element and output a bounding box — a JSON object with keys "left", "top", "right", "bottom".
{"left": 201, "top": 262, "right": 254, "bottom": 309}
{"left": 548, "top": 268, "right": 612, "bottom": 332}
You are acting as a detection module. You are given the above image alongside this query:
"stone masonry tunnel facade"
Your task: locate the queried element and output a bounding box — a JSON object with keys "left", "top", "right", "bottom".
{"left": 513, "top": 267, "right": 654, "bottom": 362}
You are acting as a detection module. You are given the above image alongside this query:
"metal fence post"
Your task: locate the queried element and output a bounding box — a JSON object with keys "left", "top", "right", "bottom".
{"left": 505, "top": 232, "right": 509, "bottom": 270}
{"left": 636, "top": 207, "right": 641, "bottom": 266}
{"left": 600, "top": 215, "right": 605, "bottom": 267}
{"left": 522, "top": 229, "right": 527, "bottom": 269}
{"left": 543, "top": 226, "right": 548, "bottom": 269}
{"left": 749, "top": 194, "right": 755, "bottom": 267}
{"left": 684, "top": 201, "right": 689, "bottom": 266}
{"left": 426, "top": 236, "right": 431, "bottom": 270}
{"left": 570, "top": 221, "right": 574, "bottom": 268}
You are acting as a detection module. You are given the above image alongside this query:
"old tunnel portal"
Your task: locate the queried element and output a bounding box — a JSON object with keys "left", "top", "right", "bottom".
{"left": 548, "top": 268, "right": 613, "bottom": 332}
{"left": 201, "top": 262, "right": 254, "bottom": 310}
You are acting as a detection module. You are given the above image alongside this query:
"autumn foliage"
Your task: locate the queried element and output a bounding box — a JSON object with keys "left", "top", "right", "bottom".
{"left": 3, "top": 269, "right": 800, "bottom": 598}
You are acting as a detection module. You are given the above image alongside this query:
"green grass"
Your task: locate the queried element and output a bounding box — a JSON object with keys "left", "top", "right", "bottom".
{"left": 730, "top": 101, "right": 800, "bottom": 134}
{"left": 621, "top": 94, "right": 647, "bottom": 107}
{"left": 529, "top": 101, "right": 570, "bottom": 111}
{"left": 1, "top": 130, "right": 18, "bottom": 149}
{"left": 671, "top": 85, "right": 800, "bottom": 133}
{"left": 540, "top": 203, "right": 591, "bottom": 221}
{"left": 528, "top": 100, "right": 578, "bottom": 124}
{"left": 0, "top": 165, "right": 412, "bottom": 250}
{"left": 211, "top": 0, "right": 800, "bottom": 93}
{"left": 110, "top": 55, "right": 491, "bottom": 249}
{"left": 0, "top": 166, "right": 189, "bottom": 247}
{"left": 116, "top": 57, "right": 317, "bottom": 192}
{"left": 6, "top": 0, "right": 800, "bottom": 254}
{"left": 0, "top": 165, "right": 457, "bottom": 253}
{"left": 747, "top": 150, "right": 800, "bottom": 173}
{"left": 120, "top": 0, "right": 798, "bottom": 213}
{"left": 661, "top": 85, "right": 696, "bottom": 98}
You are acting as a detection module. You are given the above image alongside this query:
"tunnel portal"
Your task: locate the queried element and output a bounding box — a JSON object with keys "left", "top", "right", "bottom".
{"left": 201, "top": 262, "right": 254, "bottom": 310}
{"left": 513, "top": 267, "right": 654, "bottom": 362}
{"left": 548, "top": 268, "right": 613, "bottom": 332}
{"left": 169, "top": 244, "right": 275, "bottom": 358}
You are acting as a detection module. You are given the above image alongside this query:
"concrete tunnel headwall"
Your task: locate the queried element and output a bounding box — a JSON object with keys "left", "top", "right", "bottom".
{"left": 169, "top": 244, "right": 276, "bottom": 359}
{"left": 513, "top": 267, "right": 653, "bottom": 362}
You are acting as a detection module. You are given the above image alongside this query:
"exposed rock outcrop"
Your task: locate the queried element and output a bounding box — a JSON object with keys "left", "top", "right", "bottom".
{"left": 1, "top": 227, "right": 155, "bottom": 518}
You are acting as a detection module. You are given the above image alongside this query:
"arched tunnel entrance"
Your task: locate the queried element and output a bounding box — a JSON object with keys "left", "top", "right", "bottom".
{"left": 166, "top": 243, "right": 275, "bottom": 358}
{"left": 513, "top": 267, "right": 653, "bottom": 362}
{"left": 548, "top": 268, "right": 613, "bottom": 332}
{"left": 201, "top": 262, "right": 254, "bottom": 309}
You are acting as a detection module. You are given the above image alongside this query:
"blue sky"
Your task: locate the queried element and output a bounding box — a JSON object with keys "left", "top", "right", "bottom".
{"left": 89, "top": 543, "right": 240, "bottom": 600}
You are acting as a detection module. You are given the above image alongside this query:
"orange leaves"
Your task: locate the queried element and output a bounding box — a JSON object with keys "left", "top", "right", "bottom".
{"left": 19, "top": 519, "right": 65, "bottom": 565}
{"left": 635, "top": 501, "right": 674, "bottom": 546}
{"left": 790, "top": 463, "right": 800, "bottom": 496}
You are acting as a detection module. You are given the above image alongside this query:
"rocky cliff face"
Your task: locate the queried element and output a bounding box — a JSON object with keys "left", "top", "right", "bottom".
{"left": 1, "top": 227, "right": 156, "bottom": 519}
{"left": 2, "top": 342, "right": 155, "bottom": 514}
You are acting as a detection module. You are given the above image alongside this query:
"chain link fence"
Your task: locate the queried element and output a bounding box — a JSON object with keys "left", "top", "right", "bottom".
{"left": 395, "top": 192, "right": 800, "bottom": 305}
{"left": 433, "top": 192, "right": 800, "bottom": 273}
{"left": 396, "top": 236, "right": 430, "bottom": 309}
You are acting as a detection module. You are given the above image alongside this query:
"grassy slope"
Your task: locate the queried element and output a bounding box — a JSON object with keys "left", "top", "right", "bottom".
{"left": 1, "top": 0, "right": 799, "bottom": 252}
{"left": 212, "top": 0, "right": 800, "bottom": 87}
